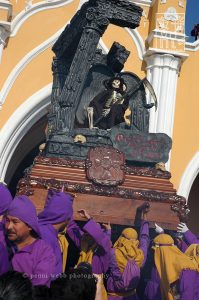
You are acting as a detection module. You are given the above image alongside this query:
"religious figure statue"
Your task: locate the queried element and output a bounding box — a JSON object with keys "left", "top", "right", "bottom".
{"left": 87, "top": 77, "right": 129, "bottom": 130}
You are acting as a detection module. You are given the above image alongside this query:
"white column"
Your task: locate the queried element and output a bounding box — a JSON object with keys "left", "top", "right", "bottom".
{"left": 144, "top": 53, "right": 182, "bottom": 138}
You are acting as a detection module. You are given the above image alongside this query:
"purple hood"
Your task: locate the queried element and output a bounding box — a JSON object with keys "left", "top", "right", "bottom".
{"left": 7, "top": 195, "right": 41, "bottom": 237}
{"left": 38, "top": 189, "right": 73, "bottom": 225}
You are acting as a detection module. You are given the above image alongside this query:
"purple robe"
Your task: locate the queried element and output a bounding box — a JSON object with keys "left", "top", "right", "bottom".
{"left": 178, "top": 239, "right": 188, "bottom": 253}
{"left": 39, "top": 224, "right": 62, "bottom": 276}
{"left": 0, "top": 221, "right": 6, "bottom": 248}
{"left": 143, "top": 267, "right": 160, "bottom": 300}
{"left": 0, "top": 184, "right": 12, "bottom": 247}
{"left": 0, "top": 183, "right": 13, "bottom": 215}
{"left": 105, "top": 229, "right": 112, "bottom": 239}
{"left": 67, "top": 219, "right": 111, "bottom": 274}
{"left": 12, "top": 239, "right": 56, "bottom": 286}
{"left": 184, "top": 230, "right": 199, "bottom": 246}
{"left": 107, "top": 221, "right": 149, "bottom": 300}
{"left": 0, "top": 184, "right": 14, "bottom": 276}
{"left": 144, "top": 266, "right": 199, "bottom": 300}
{"left": 38, "top": 190, "right": 73, "bottom": 276}
{"left": 0, "top": 241, "right": 9, "bottom": 275}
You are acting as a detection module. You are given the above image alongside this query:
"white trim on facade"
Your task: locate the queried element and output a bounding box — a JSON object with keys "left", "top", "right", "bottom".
{"left": 146, "top": 30, "right": 186, "bottom": 45}
{"left": 130, "top": 0, "right": 152, "bottom": 7}
{"left": 0, "top": 84, "right": 52, "bottom": 180}
{"left": 186, "top": 40, "right": 199, "bottom": 52}
{"left": 178, "top": 151, "right": 199, "bottom": 202}
{"left": 145, "top": 47, "right": 189, "bottom": 60}
{"left": 125, "top": 28, "right": 146, "bottom": 60}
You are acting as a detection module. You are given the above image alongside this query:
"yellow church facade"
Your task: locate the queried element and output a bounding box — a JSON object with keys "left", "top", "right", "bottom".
{"left": 0, "top": 0, "right": 199, "bottom": 231}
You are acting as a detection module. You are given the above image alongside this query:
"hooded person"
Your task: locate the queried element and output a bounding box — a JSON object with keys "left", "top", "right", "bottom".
{"left": 185, "top": 244, "right": 199, "bottom": 269}
{"left": 154, "top": 224, "right": 189, "bottom": 253}
{"left": 106, "top": 218, "right": 149, "bottom": 300}
{"left": 185, "top": 244, "right": 199, "bottom": 299}
{"left": 38, "top": 189, "right": 73, "bottom": 275}
{"left": 0, "top": 183, "right": 13, "bottom": 242}
{"left": 0, "top": 183, "right": 13, "bottom": 216}
{"left": 5, "top": 195, "right": 56, "bottom": 286}
{"left": 144, "top": 233, "right": 198, "bottom": 300}
{"left": 0, "top": 183, "right": 13, "bottom": 275}
{"left": 67, "top": 209, "right": 112, "bottom": 300}
{"left": 177, "top": 222, "right": 199, "bottom": 246}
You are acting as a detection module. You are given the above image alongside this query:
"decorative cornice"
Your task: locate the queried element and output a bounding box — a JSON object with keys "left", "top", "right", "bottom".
{"left": 34, "top": 155, "right": 86, "bottom": 169}
{"left": 146, "top": 29, "right": 186, "bottom": 45}
{"left": 144, "top": 53, "right": 182, "bottom": 71}
{"left": 125, "top": 165, "right": 171, "bottom": 179}
{"left": 34, "top": 155, "right": 171, "bottom": 179}
{"left": 18, "top": 175, "right": 177, "bottom": 202}
{"left": 130, "top": 0, "right": 152, "bottom": 7}
{"left": 144, "top": 47, "right": 189, "bottom": 61}
{"left": 170, "top": 201, "right": 190, "bottom": 222}
{"left": 185, "top": 40, "right": 199, "bottom": 52}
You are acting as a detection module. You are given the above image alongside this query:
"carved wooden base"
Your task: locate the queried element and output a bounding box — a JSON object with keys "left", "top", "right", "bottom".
{"left": 17, "top": 153, "right": 186, "bottom": 230}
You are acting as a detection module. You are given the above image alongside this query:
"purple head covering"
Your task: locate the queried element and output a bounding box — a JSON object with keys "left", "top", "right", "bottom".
{"left": 7, "top": 195, "right": 41, "bottom": 237}
{"left": 0, "top": 183, "right": 13, "bottom": 215}
{"left": 38, "top": 189, "right": 73, "bottom": 225}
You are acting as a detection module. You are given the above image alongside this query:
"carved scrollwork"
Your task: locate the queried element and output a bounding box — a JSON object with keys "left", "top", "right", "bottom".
{"left": 125, "top": 165, "right": 171, "bottom": 179}
{"left": 34, "top": 156, "right": 85, "bottom": 169}
{"left": 33, "top": 156, "right": 172, "bottom": 180}
{"left": 17, "top": 178, "right": 34, "bottom": 196}
{"left": 19, "top": 175, "right": 177, "bottom": 203}
{"left": 170, "top": 195, "right": 189, "bottom": 222}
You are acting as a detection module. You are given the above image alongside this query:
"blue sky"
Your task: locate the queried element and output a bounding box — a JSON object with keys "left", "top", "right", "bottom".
{"left": 185, "top": 0, "right": 199, "bottom": 42}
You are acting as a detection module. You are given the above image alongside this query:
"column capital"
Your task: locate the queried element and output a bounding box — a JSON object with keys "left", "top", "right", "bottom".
{"left": 144, "top": 52, "right": 183, "bottom": 72}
